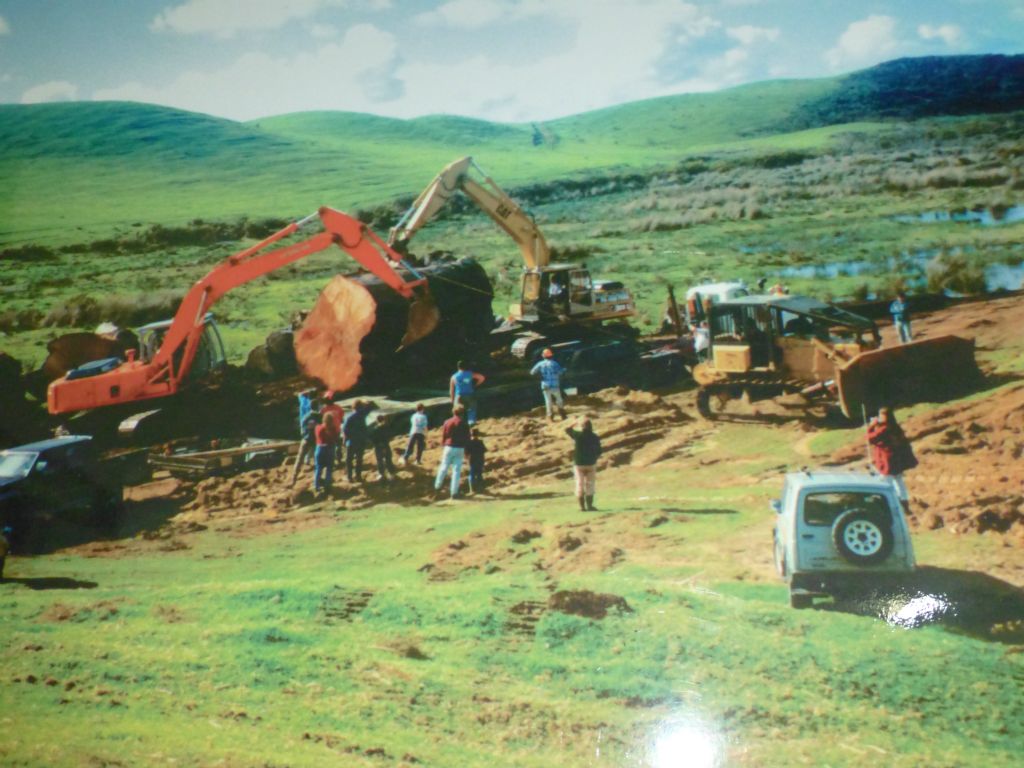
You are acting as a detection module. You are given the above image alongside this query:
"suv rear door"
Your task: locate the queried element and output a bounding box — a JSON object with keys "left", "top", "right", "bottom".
{"left": 794, "top": 489, "right": 904, "bottom": 572}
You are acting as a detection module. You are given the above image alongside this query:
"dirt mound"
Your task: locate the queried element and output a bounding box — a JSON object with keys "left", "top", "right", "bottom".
{"left": 824, "top": 293, "right": 1024, "bottom": 546}
{"left": 832, "top": 381, "right": 1024, "bottom": 545}
{"left": 548, "top": 589, "right": 632, "bottom": 619}
{"left": 37, "top": 329, "right": 137, "bottom": 384}
{"left": 64, "top": 383, "right": 708, "bottom": 554}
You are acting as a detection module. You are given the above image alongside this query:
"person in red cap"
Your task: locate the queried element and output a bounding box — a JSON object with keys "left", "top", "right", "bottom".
{"left": 320, "top": 391, "right": 345, "bottom": 467}
{"left": 530, "top": 348, "right": 567, "bottom": 420}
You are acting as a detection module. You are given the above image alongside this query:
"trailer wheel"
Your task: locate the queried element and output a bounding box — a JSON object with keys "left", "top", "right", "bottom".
{"left": 832, "top": 508, "right": 894, "bottom": 565}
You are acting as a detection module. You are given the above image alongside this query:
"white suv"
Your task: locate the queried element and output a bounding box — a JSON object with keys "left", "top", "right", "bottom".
{"left": 771, "top": 471, "right": 915, "bottom": 608}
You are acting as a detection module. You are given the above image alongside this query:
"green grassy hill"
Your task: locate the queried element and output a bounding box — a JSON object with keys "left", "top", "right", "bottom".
{"left": 3, "top": 54, "right": 1019, "bottom": 246}
{"left": 2, "top": 55, "right": 1022, "bottom": 368}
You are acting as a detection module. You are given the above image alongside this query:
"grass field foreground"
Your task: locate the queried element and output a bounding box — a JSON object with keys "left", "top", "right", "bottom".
{"left": 2, "top": 418, "right": 1022, "bottom": 767}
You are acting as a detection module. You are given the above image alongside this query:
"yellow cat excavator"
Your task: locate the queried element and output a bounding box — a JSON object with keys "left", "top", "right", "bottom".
{"left": 388, "top": 156, "right": 635, "bottom": 331}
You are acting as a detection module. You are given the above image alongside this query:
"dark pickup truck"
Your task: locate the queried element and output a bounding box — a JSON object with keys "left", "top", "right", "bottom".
{"left": 0, "top": 435, "right": 123, "bottom": 553}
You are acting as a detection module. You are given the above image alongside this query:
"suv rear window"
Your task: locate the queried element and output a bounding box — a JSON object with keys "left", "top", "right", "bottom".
{"left": 802, "top": 492, "right": 891, "bottom": 527}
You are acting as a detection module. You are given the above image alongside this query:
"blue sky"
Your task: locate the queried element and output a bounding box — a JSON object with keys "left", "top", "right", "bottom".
{"left": 0, "top": 1, "right": 1021, "bottom": 123}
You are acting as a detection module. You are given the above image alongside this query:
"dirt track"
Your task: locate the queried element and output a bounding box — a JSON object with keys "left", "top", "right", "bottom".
{"left": 832, "top": 293, "right": 1024, "bottom": 546}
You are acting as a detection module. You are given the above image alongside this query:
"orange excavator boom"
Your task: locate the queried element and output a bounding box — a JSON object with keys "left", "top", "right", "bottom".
{"left": 47, "top": 207, "right": 434, "bottom": 415}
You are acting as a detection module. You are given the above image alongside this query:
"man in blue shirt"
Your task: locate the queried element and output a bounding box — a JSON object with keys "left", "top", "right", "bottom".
{"left": 530, "top": 348, "right": 567, "bottom": 421}
{"left": 449, "top": 360, "right": 486, "bottom": 425}
{"left": 290, "top": 388, "right": 319, "bottom": 486}
{"left": 889, "top": 291, "right": 912, "bottom": 344}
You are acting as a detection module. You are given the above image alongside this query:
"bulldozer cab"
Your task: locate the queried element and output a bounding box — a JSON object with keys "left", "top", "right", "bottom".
{"left": 707, "top": 302, "right": 775, "bottom": 371}
{"left": 707, "top": 296, "right": 880, "bottom": 377}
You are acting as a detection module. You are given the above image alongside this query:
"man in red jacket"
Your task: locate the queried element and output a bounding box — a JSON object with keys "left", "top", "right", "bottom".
{"left": 434, "top": 404, "right": 470, "bottom": 499}
{"left": 320, "top": 390, "right": 345, "bottom": 467}
{"left": 867, "top": 406, "right": 917, "bottom": 510}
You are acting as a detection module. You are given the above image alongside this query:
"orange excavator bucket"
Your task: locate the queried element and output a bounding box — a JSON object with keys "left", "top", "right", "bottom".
{"left": 400, "top": 288, "right": 441, "bottom": 349}
{"left": 835, "top": 335, "right": 981, "bottom": 419}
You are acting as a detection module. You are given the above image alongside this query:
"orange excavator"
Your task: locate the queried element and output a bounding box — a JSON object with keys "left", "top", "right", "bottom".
{"left": 47, "top": 207, "right": 439, "bottom": 415}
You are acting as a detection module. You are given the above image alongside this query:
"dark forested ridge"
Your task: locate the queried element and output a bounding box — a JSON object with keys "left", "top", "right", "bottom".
{"left": 790, "top": 54, "right": 1024, "bottom": 128}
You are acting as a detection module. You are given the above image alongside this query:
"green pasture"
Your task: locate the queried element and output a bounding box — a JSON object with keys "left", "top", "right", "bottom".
{"left": 3, "top": 92, "right": 1023, "bottom": 371}
{"left": 2, "top": 421, "right": 1021, "bottom": 767}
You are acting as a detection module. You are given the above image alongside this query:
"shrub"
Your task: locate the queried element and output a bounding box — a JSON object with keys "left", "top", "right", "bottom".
{"left": 1, "top": 244, "right": 57, "bottom": 262}
{"left": 549, "top": 244, "right": 604, "bottom": 262}
{"left": 0, "top": 308, "right": 44, "bottom": 332}
{"left": 42, "top": 290, "right": 185, "bottom": 329}
{"left": 926, "top": 253, "right": 987, "bottom": 294}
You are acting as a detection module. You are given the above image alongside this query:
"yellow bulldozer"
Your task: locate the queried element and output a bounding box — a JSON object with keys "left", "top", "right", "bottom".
{"left": 691, "top": 293, "right": 980, "bottom": 420}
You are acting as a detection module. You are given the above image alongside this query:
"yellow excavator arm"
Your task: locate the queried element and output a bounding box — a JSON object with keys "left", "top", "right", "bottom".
{"left": 389, "top": 156, "right": 550, "bottom": 269}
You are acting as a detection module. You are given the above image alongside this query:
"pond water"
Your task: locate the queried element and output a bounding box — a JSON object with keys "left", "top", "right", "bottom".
{"left": 776, "top": 251, "right": 1024, "bottom": 292}
{"left": 893, "top": 205, "right": 1024, "bottom": 226}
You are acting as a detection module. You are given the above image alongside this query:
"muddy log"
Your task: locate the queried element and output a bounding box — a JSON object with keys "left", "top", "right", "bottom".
{"left": 350, "top": 256, "right": 495, "bottom": 389}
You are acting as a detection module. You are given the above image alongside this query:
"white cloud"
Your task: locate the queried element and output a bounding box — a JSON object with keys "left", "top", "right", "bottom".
{"left": 150, "top": 0, "right": 348, "bottom": 38}
{"left": 726, "top": 25, "right": 779, "bottom": 45}
{"left": 21, "top": 80, "right": 79, "bottom": 103}
{"left": 92, "top": 0, "right": 740, "bottom": 122}
{"left": 94, "top": 24, "right": 400, "bottom": 120}
{"left": 0, "top": 14, "right": 10, "bottom": 35}
{"left": 309, "top": 23, "right": 339, "bottom": 39}
{"left": 825, "top": 15, "right": 899, "bottom": 71}
{"left": 415, "top": 0, "right": 511, "bottom": 29}
{"left": 399, "top": 0, "right": 722, "bottom": 121}
{"left": 918, "top": 23, "right": 963, "bottom": 46}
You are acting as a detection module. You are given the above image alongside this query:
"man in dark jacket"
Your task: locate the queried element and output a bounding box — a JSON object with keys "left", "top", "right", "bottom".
{"left": 566, "top": 417, "right": 602, "bottom": 511}
{"left": 368, "top": 413, "right": 397, "bottom": 483}
{"left": 343, "top": 400, "right": 370, "bottom": 483}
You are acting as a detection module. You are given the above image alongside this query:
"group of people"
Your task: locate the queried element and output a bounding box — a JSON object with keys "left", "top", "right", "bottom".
{"left": 291, "top": 347, "right": 604, "bottom": 508}
{"left": 290, "top": 391, "right": 406, "bottom": 497}
{"left": 291, "top": 357, "right": 917, "bottom": 514}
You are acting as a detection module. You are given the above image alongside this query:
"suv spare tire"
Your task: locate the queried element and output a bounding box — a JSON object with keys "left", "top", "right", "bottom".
{"left": 831, "top": 508, "right": 894, "bottom": 565}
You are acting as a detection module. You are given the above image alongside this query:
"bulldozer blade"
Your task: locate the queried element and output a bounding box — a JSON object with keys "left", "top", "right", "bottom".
{"left": 835, "top": 335, "right": 981, "bottom": 419}
{"left": 399, "top": 292, "right": 441, "bottom": 349}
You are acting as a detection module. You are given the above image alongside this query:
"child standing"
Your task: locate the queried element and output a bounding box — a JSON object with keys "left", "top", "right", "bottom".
{"left": 402, "top": 403, "right": 429, "bottom": 465}
{"left": 466, "top": 428, "right": 487, "bottom": 494}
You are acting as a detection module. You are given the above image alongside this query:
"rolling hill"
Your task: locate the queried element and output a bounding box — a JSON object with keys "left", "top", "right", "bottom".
{"left": 0, "top": 54, "right": 1021, "bottom": 246}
